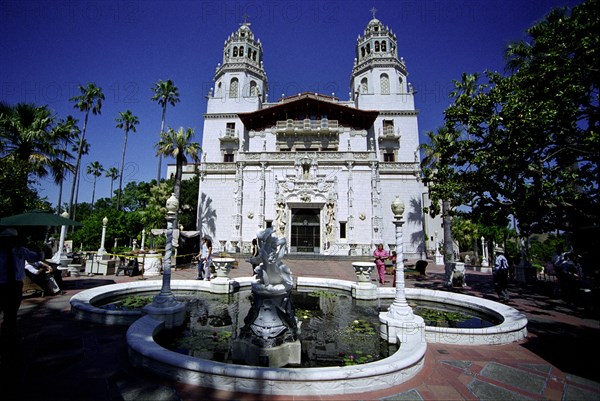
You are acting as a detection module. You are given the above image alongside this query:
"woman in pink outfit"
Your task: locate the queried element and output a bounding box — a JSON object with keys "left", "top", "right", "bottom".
{"left": 373, "top": 244, "right": 389, "bottom": 284}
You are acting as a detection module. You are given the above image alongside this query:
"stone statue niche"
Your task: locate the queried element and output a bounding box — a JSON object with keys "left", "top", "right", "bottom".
{"left": 231, "top": 227, "right": 301, "bottom": 367}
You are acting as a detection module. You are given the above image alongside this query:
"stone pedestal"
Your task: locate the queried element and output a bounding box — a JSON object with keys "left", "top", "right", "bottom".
{"left": 142, "top": 299, "right": 186, "bottom": 329}
{"left": 445, "top": 261, "right": 467, "bottom": 287}
{"left": 86, "top": 256, "right": 116, "bottom": 275}
{"left": 210, "top": 277, "right": 231, "bottom": 294}
{"left": 231, "top": 337, "right": 301, "bottom": 368}
{"left": 232, "top": 284, "right": 300, "bottom": 368}
{"left": 351, "top": 282, "right": 378, "bottom": 300}
{"left": 144, "top": 255, "right": 162, "bottom": 276}
{"left": 435, "top": 251, "right": 443, "bottom": 265}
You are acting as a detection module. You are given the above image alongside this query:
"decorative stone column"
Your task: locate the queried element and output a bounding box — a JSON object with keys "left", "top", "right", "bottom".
{"left": 481, "top": 236, "right": 489, "bottom": 267}
{"left": 143, "top": 193, "right": 185, "bottom": 329}
{"left": 379, "top": 195, "right": 425, "bottom": 345}
{"left": 140, "top": 229, "right": 146, "bottom": 251}
{"left": 98, "top": 216, "right": 108, "bottom": 256}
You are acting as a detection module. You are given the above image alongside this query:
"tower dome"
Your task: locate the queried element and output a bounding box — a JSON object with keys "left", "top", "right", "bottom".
{"left": 212, "top": 20, "right": 268, "bottom": 103}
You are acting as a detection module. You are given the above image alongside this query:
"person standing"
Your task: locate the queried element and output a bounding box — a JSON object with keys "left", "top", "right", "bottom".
{"left": 0, "top": 227, "right": 44, "bottom": 392}
{"left": 493, "top": 247, "right": 510, "bottom": 302}
{"left": 250, "top": 238, "right": 259, "bottom": 274}
{"left": 196, "top": 237, "right": 213, "bottom": 281}
{"left": 373, "top": 244, "right": 389, "bottom": 285}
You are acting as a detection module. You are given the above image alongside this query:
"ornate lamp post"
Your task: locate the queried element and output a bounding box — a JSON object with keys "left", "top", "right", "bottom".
{"left": 143, "top": 193, "right": 185, "bottom": 328}
{"left": 98, "top": 216, "right": 108, "bottom": 256}
{"left": 379, "top": 195, "right": 425, "bottom": 345}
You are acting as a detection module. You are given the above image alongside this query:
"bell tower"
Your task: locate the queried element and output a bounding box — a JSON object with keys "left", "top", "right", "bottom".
{"left": 350, "top": 8, "right": 414, "bottom": 111}
{"left": 207, "top": 19, "right": 268, "bottom": 114}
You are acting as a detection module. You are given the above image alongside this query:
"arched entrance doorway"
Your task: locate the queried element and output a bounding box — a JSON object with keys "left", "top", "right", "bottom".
{"left": 290, "top": 208, "right": 320, "bottom": 253}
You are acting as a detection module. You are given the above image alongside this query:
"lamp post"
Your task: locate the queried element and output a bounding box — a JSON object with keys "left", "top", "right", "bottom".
{"left": 141, "top": 229, "right": 146, "bottom": 251}
{"left": 98, "top": 216, "right": 108, "bottom": 255}
{"left": 58, "top": 210, "right": 69, "bottom": 258}
{"left": 379, "top": 195, "right": 425, "bottom": 345}
{"left": 143, "top": 193, "right": 185, "bottom": 328}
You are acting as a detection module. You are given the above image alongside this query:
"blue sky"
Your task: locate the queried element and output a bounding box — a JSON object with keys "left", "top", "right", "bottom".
{"left": 1, "top": 0, "right": 581, "bottom": 210}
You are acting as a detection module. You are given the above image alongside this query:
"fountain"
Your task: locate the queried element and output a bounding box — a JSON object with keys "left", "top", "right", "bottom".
{"left": 230, "top": 227, "right": 300, "bottom": 367}
{"left": 69, "top": 196, "right": 528, "bottom": 397}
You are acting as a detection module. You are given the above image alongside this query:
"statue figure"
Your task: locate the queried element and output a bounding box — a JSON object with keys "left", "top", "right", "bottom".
{"left": 250, "top": 227, "right": 293, "bottom": 290}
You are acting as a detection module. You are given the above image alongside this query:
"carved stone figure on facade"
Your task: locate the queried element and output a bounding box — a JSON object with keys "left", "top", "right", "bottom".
{"left": 325, "top": 201, "right": 336, "bottom": 242}
{"left": 275, "top": 200, "right": 286, "bottom": 235}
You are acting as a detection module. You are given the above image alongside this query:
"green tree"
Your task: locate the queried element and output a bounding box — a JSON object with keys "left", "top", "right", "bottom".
{"left": 151, "top": 79, "right": 180, "bottom": 182}
{"left": 427, "top": 0, "right": 599, "bottom": 264}
{"left": 115, "top": 110, "right": 139, "bottom": 211}
{"left": 69, "top": 83, "right": 104, "bottom": 218}
{"left": 86, "top": 161, "right": 104, "bottom": 210}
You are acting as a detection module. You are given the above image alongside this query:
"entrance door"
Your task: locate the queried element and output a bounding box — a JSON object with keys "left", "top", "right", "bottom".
{"left": 290, "top": 208, "right": 320, "bottom": 253}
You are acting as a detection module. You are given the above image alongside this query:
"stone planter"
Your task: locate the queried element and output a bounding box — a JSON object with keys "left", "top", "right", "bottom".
{"left": 352, "top": 262, "right": 375, "bottom": 283}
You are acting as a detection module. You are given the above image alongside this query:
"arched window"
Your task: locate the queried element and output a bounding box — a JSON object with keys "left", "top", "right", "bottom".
{"left": 381, "top": 41, "right": 387, "bottom": 51}
{"left": 239, "top": 46, "right": 244, "bottom": 57}
{"left": 250, "top": 81, "right": 257, "bottom": 96}
{"left": 229, "top": 78, "right": 239, "bottom": 98}
{"left": 398, "top": 77, "right": 404, "bottom": 93}
{"left": 366, "top": 43, "right": 371, "bottom": 54}
{"left": 252, "top": 50, "right": 257, "bottom": 61}
{"left": 361, "top": 47, "right": 365, "bottom": 58}
{"left": 233, "top": 47, "right": 238, "bottom": 57}
{"left": 360, "top": 78, "right": 368, "bottom": 94}
{"left": 375, "top": 41, "right": 380, "bottom": 52}
{"left": 216, "top": 82, "right": 222, "bottom": 97}
{"left": 380, "top": 74, "right": 390, "bottom": 95}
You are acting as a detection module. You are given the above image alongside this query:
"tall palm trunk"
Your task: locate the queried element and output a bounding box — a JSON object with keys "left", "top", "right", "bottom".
{"left": 68, "top": 112, "right": 88, "bottom": 217}
{"left": 156, "top": 106, "right": 166, "bottom": 182}
{"left": 91, "top": 176, "right": 97, "bottom": 210}
{"left": 117, "top": 131, "right": 128, "bottom": 211}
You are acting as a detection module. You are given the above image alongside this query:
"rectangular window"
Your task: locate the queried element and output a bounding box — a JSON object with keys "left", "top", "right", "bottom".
{"left": 384, "top": 152, "right": 395, "bottom": 162}
{"left": 265, "top": 221, "right": 272, "bottom": 228}
{"left": 224, "top": 153, "right": 234, "bottom": 162}
{"left": 339, "top": 222, "right": 347, "bottom": 239}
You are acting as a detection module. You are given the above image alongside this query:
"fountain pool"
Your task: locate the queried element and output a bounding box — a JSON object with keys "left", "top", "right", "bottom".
{"left": 70, "top": 276, "right": 527, "bottom": 396}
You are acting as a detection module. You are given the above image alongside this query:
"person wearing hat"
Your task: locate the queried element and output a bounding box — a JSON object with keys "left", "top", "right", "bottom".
{"left": 493, "top": 247, "right": 510, "bottom": 302}
{"left": 0, "top": 228, "right": 45, "bottom": 344}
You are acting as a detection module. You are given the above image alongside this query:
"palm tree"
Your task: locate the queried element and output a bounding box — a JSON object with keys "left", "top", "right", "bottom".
{"left": 155, "top": 127, "right": 201, "bottom": 225}
{"left": 105, "top": 166, "right": 119, "bottom": 205}
{"left": 0, "top": 102, "right": 74, "bottom": 210}
{"left": 151, "top": 79, "right": 180, "bottom": 183}
{"left": 69, "top": 83, "right": 104, "bottom": 218}
{"left": 115, "top": 110, "right": 139, "bottom": 211}
{"left": 86, "top": 161, "right": 104, "bottom": 210}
